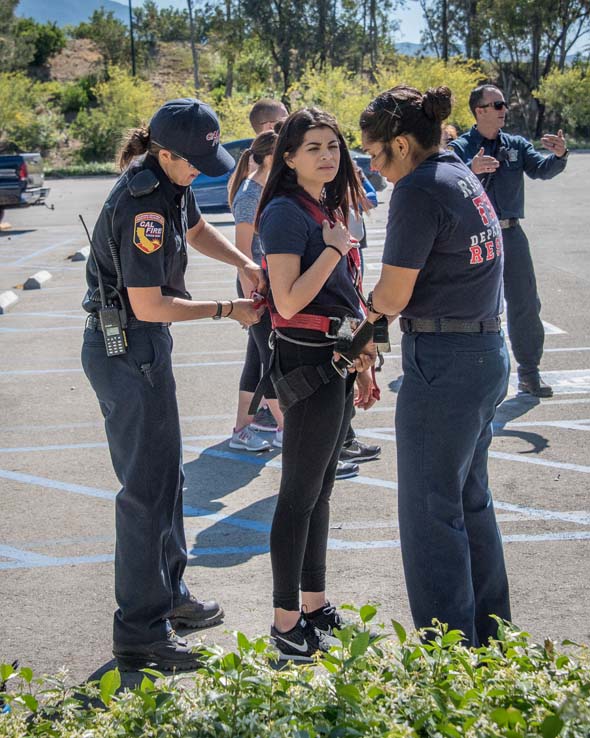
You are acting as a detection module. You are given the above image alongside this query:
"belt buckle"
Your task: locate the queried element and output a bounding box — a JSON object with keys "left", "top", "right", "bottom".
{"left": 325, "top": 317, "right": 342, "bottom": 339}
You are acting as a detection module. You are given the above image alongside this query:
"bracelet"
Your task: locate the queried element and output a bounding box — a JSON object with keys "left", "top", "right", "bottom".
{"left": 226, "top": 300, "right": 234, "bottom": 317}
{"left": 212, "top": 300, "right": 223, "bottom": 320}
{"left": 325, "top": 244, "right": 343, "bottom": 258}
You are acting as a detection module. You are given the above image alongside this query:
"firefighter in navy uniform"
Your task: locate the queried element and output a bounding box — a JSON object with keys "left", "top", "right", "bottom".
{"left": 81, "top": 98, "right": 264, "bottom": 672}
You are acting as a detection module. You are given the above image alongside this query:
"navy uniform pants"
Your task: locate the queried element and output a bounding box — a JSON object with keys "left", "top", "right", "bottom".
{"left": 396, "top": 331, "right": 511, "bottom": 647}
{"left": 82, "top": 324, "right": 189, "bottom": 646}
{"left": 502, "top": 224, "right": 545, "bottom": 378}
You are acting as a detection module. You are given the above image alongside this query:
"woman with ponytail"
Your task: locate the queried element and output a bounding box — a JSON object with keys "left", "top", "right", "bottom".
{"left": 227, "top": 131, "right": 285, "bottom": 451}
{"left": 81, "top": 99, "right": 264, "bottom": 672}
{"left": 360, "top": 86, "right": 511, "bottom": 647}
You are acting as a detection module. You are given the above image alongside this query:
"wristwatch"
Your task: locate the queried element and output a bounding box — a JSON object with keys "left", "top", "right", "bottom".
{"left": 213, "top": 300, "right": 223, "bottom": 320}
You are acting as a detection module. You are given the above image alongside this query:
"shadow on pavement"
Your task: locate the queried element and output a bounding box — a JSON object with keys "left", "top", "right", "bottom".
{"left": 494, "top": 393, "right": 547, "bottom": 454}
{"left": 182, "top": 440, "right": 279, "bottom": 567}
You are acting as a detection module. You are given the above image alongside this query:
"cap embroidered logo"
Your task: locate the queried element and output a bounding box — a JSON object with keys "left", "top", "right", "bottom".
{"left": 206, "top": 130, "right": 220, "bottom": 146}
{"left": 133, "top": 212, "right": 165, "bottom": 254}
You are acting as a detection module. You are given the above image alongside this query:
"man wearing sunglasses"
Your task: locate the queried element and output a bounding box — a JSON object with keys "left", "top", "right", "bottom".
{"left": 450, "top": 84, "right": 568, "bottom": 398}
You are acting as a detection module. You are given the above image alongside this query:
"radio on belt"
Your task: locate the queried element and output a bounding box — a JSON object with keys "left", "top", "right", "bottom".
{"left": 79, "top": 214, "right": 128, "bottom": 357}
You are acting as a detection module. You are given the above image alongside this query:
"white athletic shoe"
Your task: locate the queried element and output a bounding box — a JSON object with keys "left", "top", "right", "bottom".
{"left": 272, "top": 429, "right": 283, "bottom": 449}
{"left": 229, "top": 425, "right": 272, "bottom": 452}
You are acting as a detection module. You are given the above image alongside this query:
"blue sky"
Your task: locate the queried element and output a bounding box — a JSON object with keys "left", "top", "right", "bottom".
{"left": 146, "top": 0, "right": 426, "bottom": 44}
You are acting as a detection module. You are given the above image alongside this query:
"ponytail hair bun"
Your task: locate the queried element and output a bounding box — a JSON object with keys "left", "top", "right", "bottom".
{"left": 422, "top": 86, "right": 453, "bottom": 123}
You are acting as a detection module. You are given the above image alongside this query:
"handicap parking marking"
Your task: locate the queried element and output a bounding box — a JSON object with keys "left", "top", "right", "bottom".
{"left": 507, "top": 369, "right": 590, "bottom": 395}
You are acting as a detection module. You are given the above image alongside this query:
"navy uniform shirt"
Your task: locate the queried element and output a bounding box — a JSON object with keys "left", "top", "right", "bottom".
{"left": 383, "top": 151, "right": 503, "bottom": 321}
{"left": 449, "top": 126, "right": 567, "bottom": 219}
{"left": 259, "top": 195, "right": 364, "bottom": 320}
{"left": 83, "top": 155, "right": 201, "bottom": 317}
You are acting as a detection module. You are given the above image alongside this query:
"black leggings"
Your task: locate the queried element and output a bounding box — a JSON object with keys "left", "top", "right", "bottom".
{"left": 270, "top": 337, "right": 355, "bottom": 610}
{"left": 236, "top": 281, "right": 276, "bottom": 399}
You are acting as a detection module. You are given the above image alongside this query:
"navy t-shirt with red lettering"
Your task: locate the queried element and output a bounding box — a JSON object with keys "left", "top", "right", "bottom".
{"left": 383, "top": 151, "right": 504, "bottom": 321}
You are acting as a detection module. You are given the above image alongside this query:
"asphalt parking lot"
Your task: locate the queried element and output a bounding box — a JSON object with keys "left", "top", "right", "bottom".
{"left": 0, "top": 155, "right": 589, "bottom": 683}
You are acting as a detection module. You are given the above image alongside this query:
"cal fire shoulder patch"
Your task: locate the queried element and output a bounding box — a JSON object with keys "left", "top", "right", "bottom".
{"left": 133, "top": 212, "right": 165, "bottom": 254}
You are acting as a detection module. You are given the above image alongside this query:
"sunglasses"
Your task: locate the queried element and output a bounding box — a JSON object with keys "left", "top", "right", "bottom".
{"left": 152, "top": 140, "right": 194, "bottom": 166}
{"left": 478, "top": 101, "right": 508, "bottom": 111}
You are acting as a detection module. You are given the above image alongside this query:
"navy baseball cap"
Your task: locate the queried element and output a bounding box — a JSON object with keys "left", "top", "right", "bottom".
{"left": 149, "top": 98, "right": 235, "bottom": 177}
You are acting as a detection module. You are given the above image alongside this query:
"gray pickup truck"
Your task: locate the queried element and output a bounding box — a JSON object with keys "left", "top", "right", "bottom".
{"left": 0, "top": 153, "right": 50, "bottom": 209}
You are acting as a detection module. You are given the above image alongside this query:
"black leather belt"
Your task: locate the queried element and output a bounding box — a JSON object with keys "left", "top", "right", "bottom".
{"left": 85, "top": 314, "right": 170, "bottom": 331}
{"left": 399, "top": 317, "right": 502, "bottom": 334}
{"left": 499, "top": 218, "right": 519, "bottom": 229}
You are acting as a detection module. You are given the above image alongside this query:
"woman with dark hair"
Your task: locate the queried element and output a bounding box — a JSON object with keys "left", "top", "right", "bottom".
{"left": 360, "top": 86, "right": 511, "bottom": 647}
{"left": 256, "top": 107, "right": 375, "bottom": 660}
{"left": 226, "top": 131, "right": 284, "bottom": 451}
{"left": 81, "top": 98, "right": 263, "bottom": 671}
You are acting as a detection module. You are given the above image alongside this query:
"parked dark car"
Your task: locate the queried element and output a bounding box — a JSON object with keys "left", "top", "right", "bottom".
{"left": 350, "top": 151, "right": 387, "bottom": 192}
{"left": 191, "top": 138, "right": 252, "bottom": 210}
{"left": 0, "top": 153, "right": 50, "bottom": 209}
{"left": 191, "top": 139, "right": 387, "bottom": 211}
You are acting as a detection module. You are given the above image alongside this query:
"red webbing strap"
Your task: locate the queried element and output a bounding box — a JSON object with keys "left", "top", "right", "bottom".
{"left": 294, "top": 194, "right": 366, "bottom": 311}
{"left": 271, "top": 312, "right": 333, "bottom": 333}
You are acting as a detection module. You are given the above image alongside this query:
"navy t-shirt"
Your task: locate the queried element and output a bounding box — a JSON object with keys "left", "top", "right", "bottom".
{"left": 383, "top": 151, "right": 504, "bottom": 321}
{"left": 259, "top": 195, "right": 363, "bottom": 319}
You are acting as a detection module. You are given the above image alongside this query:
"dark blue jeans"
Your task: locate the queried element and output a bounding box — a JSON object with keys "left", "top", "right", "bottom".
{"left": 82, "top": 325, "right": 189, "bottom": 646}
{"left": 503, "top": 225, "right": 544, "bottom": 377}
{"left": 396, "top": 331, "right": 511, "bottom": 646}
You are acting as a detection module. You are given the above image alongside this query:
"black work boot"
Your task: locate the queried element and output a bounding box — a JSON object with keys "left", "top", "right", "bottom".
{"left": 113, "top": 631, "right": 204, "bottom": 672}
{"left": 167, "top": 595, "right": 224, "bottom": 629}
{"left": 518, "top": 373, "right": 553, "bottom": 398}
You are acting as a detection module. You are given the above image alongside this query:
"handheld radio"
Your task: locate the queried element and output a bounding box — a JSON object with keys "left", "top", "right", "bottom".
{"left": 79, "top": 215, "right": 127, "bottom": 356}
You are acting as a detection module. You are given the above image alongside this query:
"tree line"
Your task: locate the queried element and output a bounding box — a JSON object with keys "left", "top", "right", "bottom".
{"left": 0, "top": 0, "right": 588, "bottom": 160}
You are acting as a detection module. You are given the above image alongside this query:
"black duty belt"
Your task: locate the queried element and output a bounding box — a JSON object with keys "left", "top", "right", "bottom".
{"left": 85, "top": 314, "right": 171, "bottom": 331}
{"left": 499, "top": 218, "right": 519, "bottom": 229}
{"left": 399, "top": 317, "right": 502, "bottom": 334}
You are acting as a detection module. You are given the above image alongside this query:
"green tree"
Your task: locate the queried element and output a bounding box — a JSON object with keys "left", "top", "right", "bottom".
{"left": 72, "top": 9, "right": 130, "bottom": 73}
{"left": 13, "top": 18, "right": 66, "bottom": 66}
{"left": 0, "top": 0, "right": 35, "bottom": 70}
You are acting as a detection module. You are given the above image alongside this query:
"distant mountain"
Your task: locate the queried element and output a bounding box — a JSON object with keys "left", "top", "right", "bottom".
{"left": 395, "top": 42, "right": 429, "bottom": 56}
{"left": 15, "top": 0, "right": 129, "bottom": 26}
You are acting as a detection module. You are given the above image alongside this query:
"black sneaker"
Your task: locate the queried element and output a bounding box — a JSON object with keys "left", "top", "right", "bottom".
{"left": 306, "top": 602, "right": 349, "bottom": 646}
{"left": 167, "top": 595, "right": 224, "bottom": 630}
{"left": 270, "top": 615, "right": 328, "bottom": 662}
{"left": 113, "top": 630, "right": 204, "bottom": 672}
{"left": 518, "top": 374, "right": 553, "bottom": 398}
{"left": 335, "top": 460, "right": 359, "bottom": 480}
{"left": 339, "top": 439, "right": 381, "bottom": 463}
{"left": 251, "top": 406, "right": 279, "bottom": 432}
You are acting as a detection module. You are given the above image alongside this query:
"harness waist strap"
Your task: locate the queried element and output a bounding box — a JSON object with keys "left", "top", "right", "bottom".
{"left": 271, "top": 312, "right": 342, "bottom": 336}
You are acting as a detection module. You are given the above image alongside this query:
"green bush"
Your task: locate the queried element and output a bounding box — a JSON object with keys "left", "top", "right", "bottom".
{"left": 70, "top": 67, "right": 158, "bottom": 162}
{"left": 13, "top": 18, "right": 66, "bottom": 66}
{"left": 534, "top": 67, "right": 590, "bottom": 135}
{"left": 0, "top": 72, "right": 63, "bottom": 153}
{"left": 1, "top": 610, "right": 589, "bottom": 737}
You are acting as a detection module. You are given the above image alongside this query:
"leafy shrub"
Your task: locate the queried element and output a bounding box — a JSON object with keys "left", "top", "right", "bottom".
{"left": 70, "top": 67, "right": 158, "bottom": 162}
{"left": 0, "top": 72, "right": 62, "bottom": 153}
{"left": 1, "top": 609, "right": 589, "bottom": 737}
{"left": 289, "top": 64, "right": 373, "bottom": 148}
{"left": 374, "top": 57, "right": 483, "bottom": 132}
{"left": 534, "top": 67, "right": 590, "bottom": 134}
{"left": 55, "top": 77, "right": 97, "bottom": 115}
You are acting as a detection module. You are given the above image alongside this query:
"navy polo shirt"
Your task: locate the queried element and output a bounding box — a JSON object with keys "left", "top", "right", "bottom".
{"left": 259, "top": 196, "right": 363, "bottom": 319}
{"left": 83, "top": 155, "right": 201, "bottom": 317}
{"left": 383, "top": 151, "right": 504, "bottom": 321}
{"left": 450, "top": 126, "right": 567, "bottom": 219}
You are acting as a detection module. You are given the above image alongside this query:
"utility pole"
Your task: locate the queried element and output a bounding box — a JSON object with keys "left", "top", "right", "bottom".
{"left": 187, "top": 0, "right": 200, "bottom": 90}
{"left": 128, "top": 0, "right": 136, "bottom": 75}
